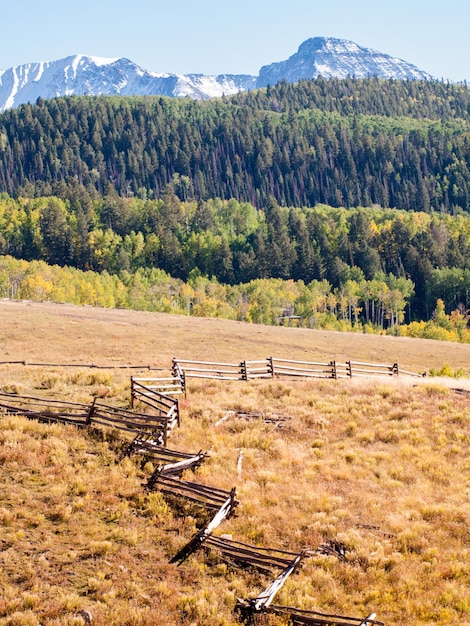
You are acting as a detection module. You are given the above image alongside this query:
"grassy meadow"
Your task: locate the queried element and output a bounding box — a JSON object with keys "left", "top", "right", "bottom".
{"left": 0, "top": 300, "right": 469, "bottom": 626}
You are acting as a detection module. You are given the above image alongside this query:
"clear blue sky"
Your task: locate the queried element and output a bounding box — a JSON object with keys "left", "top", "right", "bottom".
{"left": 2, "top": 0, "right": 469, "bottom": 82}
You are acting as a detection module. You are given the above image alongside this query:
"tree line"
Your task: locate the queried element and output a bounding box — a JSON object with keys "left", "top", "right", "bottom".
{"left": 0, "top": 192, "right": 469, "bottom": 322}
{"left": 1, "top": 78, "right": 470, "bottom": 211}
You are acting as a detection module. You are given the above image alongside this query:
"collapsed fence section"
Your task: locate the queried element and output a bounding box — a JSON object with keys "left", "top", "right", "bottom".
{"left": 0, "top": 393, "right": 92, "bottom": 427}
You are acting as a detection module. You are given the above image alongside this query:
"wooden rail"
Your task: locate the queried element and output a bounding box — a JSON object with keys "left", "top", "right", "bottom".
{"left": 0, "top": 360, "right": 166, "bottom": 370}
{"left": 263, "top": 606, "right": 384, "bottom": 626}
{"left": 236, "top": 555, "right": 304, "bottom": 616}
{"left": 146, "top": 452, "right": 208, "bottom": 487}
{"left": 204, "top": 536, "right": 302, "bottom": 572}
{"left": 149, "top": 474, "right": 238, "bottom": 511}
{"left": 0, "top": 393, "right": 90, "bottom": 426}
{"left": 173, "top": 358, "right": 243, "bottom": 380}
{"left": 241, "top": 359, "right": 273, "bottom": 380}
{"left": 271, "top": 358, "right": 336, "bottom": 379}
{"left": 126, "top": 433, "right": 207, "bottom": 480}
{"left": 131, "top": 376, "right": 184, "bottom": 398}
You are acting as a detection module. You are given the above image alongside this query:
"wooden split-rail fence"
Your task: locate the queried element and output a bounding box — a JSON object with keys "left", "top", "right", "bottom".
{"left": 148, "top": 474, "right": 237, "bottom": 511}
{"left": 251, "top": 605, "right": 385, "bottom": 626}
{"left": 0, "top": 392, "right": 176, "bottom": 442}
{"left": 171, "top": 356, "right": 422, "bottom": 382}
{"left": 1, "top": 361, "right": 385, "bottom": 624}
{"left": 0, "top": 393, "right": 178, "bottom": 446}
{"left": 125, "top": 432, "right": 207, "bottom": 480}
{"left": 236, "top": 552, "right": 384, "bottom": 625}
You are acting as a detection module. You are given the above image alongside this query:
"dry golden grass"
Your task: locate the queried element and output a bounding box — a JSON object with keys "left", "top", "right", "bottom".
{"left": 0, "top": 301, "right": 470, "bottom": 625}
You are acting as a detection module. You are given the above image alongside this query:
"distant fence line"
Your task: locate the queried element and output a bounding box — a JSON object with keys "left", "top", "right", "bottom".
{"left": 172, "top": 356, "right": 423, "bottom": 382}
{"left": 0, "top": 357, "right": 423, "bottom": 380}
{"left": 0, "top": 360, "right": 166, "bottom": 370}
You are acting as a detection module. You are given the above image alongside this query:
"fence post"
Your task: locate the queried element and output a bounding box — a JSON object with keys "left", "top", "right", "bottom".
{"left": 182, "top": 371, "right": 187, "bottom": 399}
{"left": 267, "top": 356, "right": 274, "bottom": 378}
{"left": 393, "top": 362, "right": 399, "bottom": 377}
{"left": 86, "top": 397, "right": 97, "bottom": 425}
{"left": 163, "top": 415, "right": 168, "bottom": 447}
{"left": 346, "top": 360, "right": 352, "bottom": 378}
{"left": 130, "top": 377, "right": 135, "bottom": 409}
{"left": 176, "top": 399, "right": 181, "bottom": 427}
{"left": 331, "top": 360, "right": 337, "bottom": 380}
{"left": 240, "top": 361, "right": 247, "bottom": 381}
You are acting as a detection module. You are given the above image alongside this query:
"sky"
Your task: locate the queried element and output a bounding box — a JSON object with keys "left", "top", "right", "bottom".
{"left": 2, "top": 0, "right": 469, "bottom": 82}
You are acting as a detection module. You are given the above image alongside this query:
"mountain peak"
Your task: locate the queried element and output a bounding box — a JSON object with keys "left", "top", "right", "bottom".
{"left": 0, "top": 37, "right": 434, "bottom": 112}
{"left": 256, "top": 36, "right": 433, "bottom": 87}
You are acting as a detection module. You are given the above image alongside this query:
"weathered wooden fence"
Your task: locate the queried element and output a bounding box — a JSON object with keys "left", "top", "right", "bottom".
{"left": 172, "top": 358, "right": 244, "bottom": 380}
{"left": 257, "top": 605, "right": 384, "bottom": 626}
{"left": 204, "top": 536, "right": 301, "bottom": 572}
{"left": 172, "top": 356, "right": 422, "bottom": 383}
{"left": 148, "top": 473, "right": 238, "bottom": 512}
{"left": 0, "top": 392, "right": 174, "bottom": 443}
{"left": 0, "top": 360, "right": 166, "bottom": 370}
{"left": 270, "top": 358, "right": 338, "bottom": 379}
{"left": 236, "top": 554, "right": 384, "bottom": 625}
{"left": 125, "top": 432, "right": 207, "bottom": 480}
{"left": 170, "top": 489, "right": 238, "bottom": 565}
{"left": 1, "top": 360, "right": 386, "bottom": 624}
{"left": 130, "top": 378, "right": 180, "bottom": 439}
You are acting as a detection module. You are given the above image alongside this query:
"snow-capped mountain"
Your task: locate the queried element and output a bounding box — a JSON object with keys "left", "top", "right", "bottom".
{"left": 256, "top": 37, "right": 433, "bottom": 87}
{"left": 0, "top": 54, "right": 257, "bottom": 112}
{"left": 256, "top": 37, "right": 433, "bottom": 86}
{"left": 0, "top": 38, "right": 434, "bottom": 112}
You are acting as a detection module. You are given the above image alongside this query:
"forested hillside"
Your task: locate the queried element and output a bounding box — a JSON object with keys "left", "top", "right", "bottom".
{"left": 1, "top": 78, "right": 470, "bottom": 338}
{"left": 1, "top": 192, "right": 469, "bottom": 326}
{"left": 1, "top": 78, "right": 470, "bottom": 211}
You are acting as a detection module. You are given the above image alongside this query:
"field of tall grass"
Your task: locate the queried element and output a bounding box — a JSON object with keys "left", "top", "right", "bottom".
{"left": 0, "top": 301, "right": 469, "bottom": 625}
